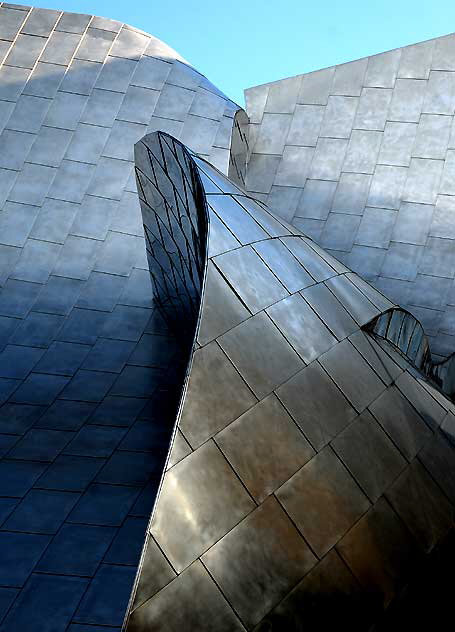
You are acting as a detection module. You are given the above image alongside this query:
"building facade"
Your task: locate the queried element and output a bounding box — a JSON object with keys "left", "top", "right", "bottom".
{"left": 127, "top": 130, "right": 455, "bottom": 631}
{"left": 0, "top": 5, "right": 241, "bottom": 630}
{"left": 0, "top": 4, "right": 454, "bottom": 631}
{"left": 245, "top": 37, "right": 455, "bottom": 360}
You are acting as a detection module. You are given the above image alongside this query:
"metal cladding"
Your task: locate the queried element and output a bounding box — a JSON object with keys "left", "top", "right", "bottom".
{"left": 0, "top": 4, "right": 242, "bottom": 630}
{"left": 1, "top": 3, "right": 455, "bottom": 632}
{"left": 126, "top": 131, "right": 455, "bottom": 631}
{"left": 244, "top": 36, "right": 455, "bottom": 361}
{"left": 366, "top": 307, "right": 455, "bottom": 398}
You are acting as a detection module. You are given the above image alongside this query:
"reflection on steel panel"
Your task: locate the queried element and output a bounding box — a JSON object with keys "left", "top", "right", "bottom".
{"left": 244, "top": 36, "right": 455, "bottom": 360}
{"left": 366, "top": 307, "right": 455, "bottom": 399}
{"left": 3, "top": 5, "right": 455, "bottom": 631}
{"left": 126, "top": 131, "right": 455, "bottom": 631}
{"left": 0, "top": 5, "right": 242, "bottom": 630}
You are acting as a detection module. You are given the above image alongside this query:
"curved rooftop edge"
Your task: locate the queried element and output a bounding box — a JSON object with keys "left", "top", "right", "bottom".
{"left": 0, "top": 4, "right": 245, "bottom": 630}
{"left": 126, "top": 130, "right": 455, "bottom": 631}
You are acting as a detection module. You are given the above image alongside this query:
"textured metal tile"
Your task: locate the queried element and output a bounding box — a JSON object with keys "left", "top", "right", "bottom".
{"left": 277, "top": 446, "right": 370, "bottom": 557}
{"left": 214, "top": 246, "right": 288, "bottom": 314}
{"left": 219, "top": 312, "right": 304, "bottom": 399}
{"left": 202, "top": 496, "right": 316, "bottom": 629}
{"left": 369, "top": 385, "right": 433, "bottom": 460}
{"left": 337, "top": 497, "right": 420, "bottom": 606}
{"left": 128, "top": 561, "right": 245, "bottom": 632}
{"left": 267, "top": 293, "right": 336, "bottom": 363}
{"left": 216, "top": 393, "right": 314, "bottom": 502}
{"left": 151, "top": 440, "right": 254, "bottom": 572}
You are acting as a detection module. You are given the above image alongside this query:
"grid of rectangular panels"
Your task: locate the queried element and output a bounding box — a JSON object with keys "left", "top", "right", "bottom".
{"left": 0, "top": 5, "right": 243, "bottom": 630}
{"left": 127, "top": 131, "right": 455, "bottom": 632}
{"left": 245, "top": 35, "right": 455, "bottom": 360}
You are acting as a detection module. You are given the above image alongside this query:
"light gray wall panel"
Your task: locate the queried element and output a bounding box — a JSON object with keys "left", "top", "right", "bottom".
{"left": 245, "top": 35, "right": 455, "bottom": 358}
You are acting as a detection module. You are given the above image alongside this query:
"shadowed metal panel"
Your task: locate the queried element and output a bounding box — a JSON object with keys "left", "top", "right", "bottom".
{"left": 0, "top": 4, "right": 243, "bottom": 630}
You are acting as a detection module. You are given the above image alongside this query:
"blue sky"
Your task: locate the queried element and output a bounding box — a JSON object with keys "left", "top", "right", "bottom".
{"left": 33, "top": 0, "right": 455, "bottom": 105}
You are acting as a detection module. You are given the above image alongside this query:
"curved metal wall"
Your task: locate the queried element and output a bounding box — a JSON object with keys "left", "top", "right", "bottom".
{"left": 126, "top": 131, "right": 455, "bottom": 632}
{"left": 2, "top": 4, "right": 455, "bottom": 631}
{"left": 0, "top": 4, "right": 242, "bottom": 630}
{"left": 366, "top": 307, "right": 455, "bottom": 398}
{"left": 244, "top": 36, "right": 455, "bottom": 360}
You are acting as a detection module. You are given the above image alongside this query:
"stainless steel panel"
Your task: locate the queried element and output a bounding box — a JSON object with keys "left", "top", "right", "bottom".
{"left": 386, "top": 459, "right": 453, "bottom": 552}
{"left": 216, "top": 393, "right": 314, "bottom": 503}
{"left": 214, "top": 247, "right": 288, "bottom": 314}
{"left": 259, "top": 549, "right": 367, "bottom": 630}
{"left": 277, "top": 446, "right": 370, "bottom": 557}
{"left": 208, "top": 194, "right": 268, "bottom": 244}
{"left": 325, "top": 275, "right": 379, "bottom": 324}
{"left": 348, "top": 330, "right": 402, "bottom": 385}
{"left": 319, "top": 339, "right": 386, "bottom": 412}
{"left": 253, "top": 239, "right": 314, "bottom": 293}
{"left": 332, "top": 409, "right": 406, "bottom": 502}
{"left": 302, "top": 283, "right": 357, "bottom": 340}
{"left": 179, "top": 341, "right": 256, "bottom": 448}
{"left": 369, "top": 385, "right": 433, "bottom": 460}
{"left": 267, "top": 293, "right": 337, "bottom": 364}
{"left": 128, "top": 561, "right": 246, "bottom": 632}
{"left": 276, "top": 361, "right": 357, "bottom": 450}
{"left": 337, "top": 497, "right": 420, "bottom": 607}
{"left": 151, "top": 440, "right": 254, "bottom": 573}
{"left": 202, "top": 496, "right": 316, "bottom": 629}
{"left": 395, "top": 370, "right": 446, "bottom": 430}
{"left": 198, "top": 262, "right": 250, "bottom": 346}
{"left": 219, "top": 312, "right": 304, "bottom": 399}
{"left": 131, "top": 536, "right": 176, "bottom": 610}
{"left": 166, "top": 430, "right": 192, "bottom": 469}
{"left": 281, "top": 236, "right": 336, "bottom": 282}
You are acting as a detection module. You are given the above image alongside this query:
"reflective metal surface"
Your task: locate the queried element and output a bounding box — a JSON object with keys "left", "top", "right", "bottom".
{"left": 3, "top": 6, "right": 455, "bottom": 631}
{"left": 0, "top": 5, "right": 243, "bottom": 630}
{"left": 126, "top": 130, "right": 455, "bottom": 631}
{"left": 244, "top": 36, "right": 455, "bottom": 360}
{"left": 366, "top": 307, "right": 455, "bottom": 400}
